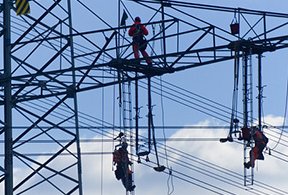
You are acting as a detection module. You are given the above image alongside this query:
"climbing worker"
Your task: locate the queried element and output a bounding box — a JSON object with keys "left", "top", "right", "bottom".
{"left": 113, "top": 136, "right": 136, "bottom": 192}
{"left": 128, "top": 16, "right": 152, "bottom": 65}
{"left": 244, "top": 127, "right": 269, "bottom": 169}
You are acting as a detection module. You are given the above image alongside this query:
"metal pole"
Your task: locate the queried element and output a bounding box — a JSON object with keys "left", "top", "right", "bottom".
{"left": 161, "top": 0, "right": 167, "bottom": 67}
{"left": 242, "top": 52, "right": 248, "bottom": 187}
{"left": 147, "top": 76, "right": 152, "bottom": 153}
{"left": 243, "top": 53, "right": 248, "bottom": 128}
{"left": 135, "top": 75, "right": 139, "bottom": 155}
{"left": 117, "top": 0, "right": 120, "bottom": 59}
{"left": 3, "top": 0, "right": 13, "bottom": 195}
{"left": 67, "top": 1, "right": 83, "bottom": 194}
{"left": 258, "top": 53, "right": 262, "bottom": 131}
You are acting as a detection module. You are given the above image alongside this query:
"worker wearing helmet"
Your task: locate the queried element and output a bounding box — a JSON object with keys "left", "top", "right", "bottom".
{"left": 128, "top": 16, "right": 152, "bottom": 65}
{"left": 244, "top": 127, "right": 269, "bottom": 169}
{"left": 113, "top": 135, "right": 135, "bottom": 191}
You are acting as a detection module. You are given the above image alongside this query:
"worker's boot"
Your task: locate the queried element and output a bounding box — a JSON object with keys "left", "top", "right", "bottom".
{"left": 244, "top": 162, "right": 251, "bottom": 169}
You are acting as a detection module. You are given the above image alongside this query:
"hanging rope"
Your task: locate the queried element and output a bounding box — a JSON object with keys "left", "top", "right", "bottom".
{"left": 112, "top": 57, "right": 117, "bottom": 171}
{"left": 159, "top": 76, "right": 174, "bottom": 195}
{"left": 229, "top": 51, "right": 240, "bottom": 138}
{"left": 100, "top": 55, "right": 105, "bottom": 195}
{"left": 270, "top": 67, "right": 288, "bottom": 150}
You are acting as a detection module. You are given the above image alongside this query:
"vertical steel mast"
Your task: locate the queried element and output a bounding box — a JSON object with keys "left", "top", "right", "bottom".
{"left": 3, "top": 0, "right": 12, "bottom": 195}
{"left": 67, "top": 0, "right": 83, "bottom": 194}
{"left": 242, "top": 49, "right": 254, "bottom": 186}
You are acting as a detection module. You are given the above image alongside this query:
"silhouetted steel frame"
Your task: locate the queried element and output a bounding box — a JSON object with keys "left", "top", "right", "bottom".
{"left": 2, "top": 1, "right": 288, "bottom": 194}
{"left": 1, "top": 35, "right": 287, "bottom": 105}
{"left": 2, "top": 0, "right": 82, "bottom": 194}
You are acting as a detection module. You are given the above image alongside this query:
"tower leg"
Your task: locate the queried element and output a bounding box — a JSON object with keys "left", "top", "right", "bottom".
{"left": 3, "top": 1, "right": 13, "bottom": 194}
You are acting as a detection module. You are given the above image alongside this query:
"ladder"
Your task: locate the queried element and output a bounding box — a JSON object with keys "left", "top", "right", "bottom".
{"left": 121, "top": 76, "right": 135, "bottom": 195}
{"left": 242, "top": 49, "right": 254, "bottom": 186}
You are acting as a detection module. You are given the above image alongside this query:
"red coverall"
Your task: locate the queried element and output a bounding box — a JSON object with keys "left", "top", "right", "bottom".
{"left": 113, "top": 146, "right": 135, "bottom": 191}
{"left": 244, "top": 130, "right": 268, "bottom": 168}
{"left": 128, "top": 20, "right": 152, "bottom": 65}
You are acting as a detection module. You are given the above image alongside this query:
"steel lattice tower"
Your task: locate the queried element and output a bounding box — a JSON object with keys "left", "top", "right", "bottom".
{"left": 1, "top": 0, "right": 288, "bottom": 194}
{"left": 2, "top": 1, "right": 83, "bottom": 194}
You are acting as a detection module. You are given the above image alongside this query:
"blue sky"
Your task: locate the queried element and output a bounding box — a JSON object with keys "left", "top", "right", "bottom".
{"left": 1, "top": 0, "right": 288, "bottom": 195}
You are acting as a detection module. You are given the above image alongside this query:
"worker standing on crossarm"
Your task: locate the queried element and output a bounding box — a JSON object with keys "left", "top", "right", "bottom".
{"left": 128, "top": 16, "right": 152, "bottom": 65}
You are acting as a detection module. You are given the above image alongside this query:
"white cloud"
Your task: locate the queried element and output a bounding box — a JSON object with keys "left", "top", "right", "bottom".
{"left": 163, "top": 116, "right": 288, "bottom": 194}
{"left": 2, "top": 115, "right": 288, "bottom": 195}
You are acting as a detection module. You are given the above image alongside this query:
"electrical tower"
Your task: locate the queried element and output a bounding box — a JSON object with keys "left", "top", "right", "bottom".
{"left": 1, "top": 0, "right": 288, "bottom": 194}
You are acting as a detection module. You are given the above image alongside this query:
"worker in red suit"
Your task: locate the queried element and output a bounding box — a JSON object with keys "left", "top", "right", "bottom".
{"left": 113, "top": 136, "right": 135, "bottom": 192}
{"left": 128, "top": 16, "right": 152, "bottom": 65}
{"left": 244, "top": 127, "right": 268, "bottom": 169}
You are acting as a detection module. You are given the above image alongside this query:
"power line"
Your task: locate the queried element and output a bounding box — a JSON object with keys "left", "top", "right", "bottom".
{"left": 11, "top": 96, "right": 288, "bottom": 195}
